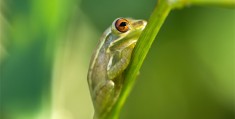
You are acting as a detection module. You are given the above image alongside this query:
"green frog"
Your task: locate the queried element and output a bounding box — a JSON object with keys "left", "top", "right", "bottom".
{"left": 87, "top": 18, "right": 147, "bottom": 119}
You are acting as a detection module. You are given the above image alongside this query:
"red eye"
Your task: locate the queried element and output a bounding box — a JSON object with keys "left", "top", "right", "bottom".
{"left": 115, "top": 18, "right": 129, "bottom": 33}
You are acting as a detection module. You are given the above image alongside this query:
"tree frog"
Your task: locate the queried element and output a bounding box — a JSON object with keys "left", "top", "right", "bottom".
{"left": 87, "top": 18, "right": 147, "bottom": 119}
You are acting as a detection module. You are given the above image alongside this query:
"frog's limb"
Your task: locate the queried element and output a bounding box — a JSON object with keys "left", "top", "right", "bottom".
{"left": 107, "top": 43, "right": 135, "bottom": 80}
{"left": 94, "top": 80, "right": 115, "bottom": 118}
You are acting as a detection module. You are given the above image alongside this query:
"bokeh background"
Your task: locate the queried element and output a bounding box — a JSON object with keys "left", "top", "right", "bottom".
{"left": 0, "top": 0, "right": 234, "bottom": 119}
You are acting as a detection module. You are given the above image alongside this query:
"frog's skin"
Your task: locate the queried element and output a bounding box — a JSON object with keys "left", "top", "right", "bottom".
{"left": 87, "top": 18, "right": 147, "bottom": 118}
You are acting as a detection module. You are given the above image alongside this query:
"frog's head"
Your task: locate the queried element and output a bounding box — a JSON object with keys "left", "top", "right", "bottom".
{"left": 111, "top": 18, "right": 147, "bottom": 36}
{"left": 108, "top": 18, "right": 147, "bottom": 50}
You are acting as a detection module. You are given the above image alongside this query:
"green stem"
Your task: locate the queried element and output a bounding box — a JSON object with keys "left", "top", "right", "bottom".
{"left": 171, "top": 0, "right": 235, "bottom": 8}
{"left": 104, "top": 0, "right": 235, "bottom": 118}
{"left": 107, "top": 1, "right": 172, "bottom": 119}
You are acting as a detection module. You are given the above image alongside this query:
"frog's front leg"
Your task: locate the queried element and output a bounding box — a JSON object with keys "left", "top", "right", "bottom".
{"left": 94, "top": 80, "right": 115, "bottom": 118}
{"left": 107, "top": 44, "right": 135, "bottom": 80}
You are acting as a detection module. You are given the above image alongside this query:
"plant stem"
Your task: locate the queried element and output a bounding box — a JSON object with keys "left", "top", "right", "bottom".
{"left": 105, "top": 0, "right": 235, "bottom": 118}
{"left": 171, "top": 0, "right": 235, "bottom": 8}
{"left": 107, "top": 1, "right": 172, "bottom": 119}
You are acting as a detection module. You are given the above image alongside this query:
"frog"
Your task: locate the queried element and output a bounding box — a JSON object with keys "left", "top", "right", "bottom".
{"left": 87, "top": 18, "right": 147, "bottom": 119}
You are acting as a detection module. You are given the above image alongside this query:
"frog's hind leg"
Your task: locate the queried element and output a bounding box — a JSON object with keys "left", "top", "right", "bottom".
{"left": 94, "top": 80, "right": 115, "bottom": 118}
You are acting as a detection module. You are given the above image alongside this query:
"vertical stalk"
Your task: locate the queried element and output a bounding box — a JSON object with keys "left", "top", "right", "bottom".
{"left": 106, "top": 1, "right": 172, "bottom": 119}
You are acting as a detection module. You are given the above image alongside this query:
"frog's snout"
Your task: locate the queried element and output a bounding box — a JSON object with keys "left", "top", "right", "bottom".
{"left": 132, "top": 20, "right": 147, "bottom": 30}
{"left": 141, "top": 20, "right": 147, "bottom": 29}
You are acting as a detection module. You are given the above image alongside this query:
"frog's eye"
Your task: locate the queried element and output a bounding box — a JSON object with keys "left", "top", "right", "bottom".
{"left": 115, "top": 18, "right": 129, "bottom": 33}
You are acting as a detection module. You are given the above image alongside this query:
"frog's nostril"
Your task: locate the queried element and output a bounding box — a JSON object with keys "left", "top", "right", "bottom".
{"left": 133, "top": 20, "right": 147, "bottom": 26}
{"left": 140, "top": 20, "right": 147, "bottom": 26}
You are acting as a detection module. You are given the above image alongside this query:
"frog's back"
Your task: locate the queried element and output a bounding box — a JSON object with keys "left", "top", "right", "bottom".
{"left": 87, "top": 28, "right": 112, "bottom": 93}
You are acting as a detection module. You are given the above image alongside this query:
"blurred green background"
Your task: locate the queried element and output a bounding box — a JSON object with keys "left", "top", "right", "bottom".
{"left": 0, "top": 0, "right": 234, "bottom": 119}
